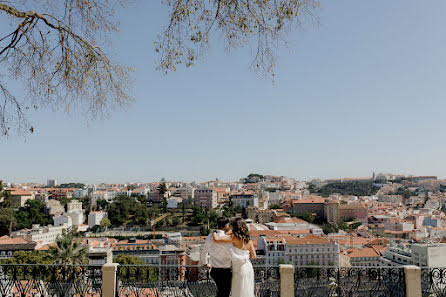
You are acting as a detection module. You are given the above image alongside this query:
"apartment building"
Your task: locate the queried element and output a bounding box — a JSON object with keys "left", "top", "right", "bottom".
{"left": 285, "top": 236, "right": 340, "bottom": 266}
{"left": 347, "top": 247, "right": 381, "bottom": 266}
{"left": 411, "top": 243, "right": 446, "bottom": 267}
{"left": 11, "top": 224, "right": 66, "bottom": 245}
{"left": 194, "top": 188, "right": 217, "bottom": 209}
{"left": 113, "top": 238, "right": 159, "bottom": 265}
{"left": 257, "top": 236, "right": 286, "bottom": 266}
{"left": 5, "top": 189, "right": 34, "bottom": 208}
{"left": 231, "top": 192, "right": 259, "bottom": 208}
{"left": 0, "top": 236, "right": 36, "bottom": 259}
{"left": 88, "top": 211, "right": 107, "bottom": 228}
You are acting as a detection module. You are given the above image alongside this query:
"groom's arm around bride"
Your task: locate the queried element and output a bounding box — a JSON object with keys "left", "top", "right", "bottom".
{"left": 199, "top": 217, "right": 232, "bottom": 297}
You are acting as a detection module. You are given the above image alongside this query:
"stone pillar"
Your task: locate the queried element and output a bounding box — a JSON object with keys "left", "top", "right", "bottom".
{"left": 404, "top": 265, "right": 422, "bottom": 297}
{"left": 102, "top": 263, "right": 118, "bottom": 297}
{"left": 280, "top": 264, "right": 295, "bottom": 297}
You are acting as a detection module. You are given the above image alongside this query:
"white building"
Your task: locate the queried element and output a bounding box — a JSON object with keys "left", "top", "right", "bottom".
{"left": 73, "top": 189, "right": 88, "bottom": 199}
{"left": 411, "top": 243, "right": 446, "bottom": 267}
{"left": 67, "top": 200, "right": 83, "bottom": 213}
{"left": 47, "top": 179, "right": 57, "bottom": 187}
{"left": 257, "top": 236, "right": 286, "bottom": 266}
{"left": 381, "top": 245, "right": 412, "bottom": 266}
{"left": 231, "top": 192, "right": 259, "bottom": 208}
{"left": 88, "top": 211, "right": 107, "bottom": 228}
{"left": 267, "top": 192, "right": 283, "bottom": 205}
{"left": 265, "top": 217, "right": 323, "bottom": 235}
{"left": 173, "top": 185, "right": 195, "bottom": 200}
{"left": 167, "top": 197, "right": 179, "bottom": 209}
{"left": 53, "top": 214, "right": 72, "bottom": 228}
{"left": 285, "top": 236, "right": 340, "bottom": 266}
{"left": 68, "top": 211, "right": 84, "bottom": 226}
{"left": 11, "top": 224, "right": 65, "bottom": 245}
{"left": 45, "top": 200, "right": 64, "bottom": 216}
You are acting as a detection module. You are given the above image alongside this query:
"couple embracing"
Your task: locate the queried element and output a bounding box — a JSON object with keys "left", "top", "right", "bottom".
{"left": 200, "top": 217, "right": 256, "bottom": 297}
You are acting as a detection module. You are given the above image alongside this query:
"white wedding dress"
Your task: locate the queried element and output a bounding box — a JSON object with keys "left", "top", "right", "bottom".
{"left": 230, "top": 245, "right": 254, "bottom": 297}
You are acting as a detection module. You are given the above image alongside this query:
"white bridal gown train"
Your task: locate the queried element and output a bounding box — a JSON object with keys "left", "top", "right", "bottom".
{"left": 230, "top": 245, "right": 254, "bottom": 297}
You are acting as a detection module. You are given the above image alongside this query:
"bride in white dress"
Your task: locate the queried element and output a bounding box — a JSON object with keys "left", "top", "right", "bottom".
{"left": 213, "top": 218, "right": 256, "bottom": 297}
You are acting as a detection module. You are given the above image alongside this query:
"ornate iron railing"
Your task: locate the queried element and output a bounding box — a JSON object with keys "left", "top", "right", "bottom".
{"left": 0, "top": 264, "right": 102, "bottom": 296}
{"left": 116, "top": 265, "right": 280, "bottom": 297}
{"left": 294, "top": 266, "right": 405, "bottom": 297}
{"left": 421, "top": 268, "right": 446, "bottom": 297}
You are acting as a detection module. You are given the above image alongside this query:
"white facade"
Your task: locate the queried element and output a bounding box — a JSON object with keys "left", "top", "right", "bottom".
{"left": 45, "top": 199, "right": 64, "bottom": 216}
{"left": 73, "top": 189, "right": 88, "bottom": 199}
{"left": 11, "top": 224, "right": 65, "bottom": 245}
{"left": 231, "top": 194, "right": 259, "bottom": 208}
{"left": 68, "top": 211, "right": 84, "bottom": 226}
{"left": 411, "top": 243, "right": 446, "bottom": 267}
{"left": 167, "top": 197, "right": 179, "bottom": 209}
{"left": 285, "top": 237, "right": 340, "bottom": 266}
{"left": 257, "top": 236, "right": 286, "bottom": 266}
{"left": 267, "top": 192, "right": 283, "bottom": 205}
{"left": 53, "top": 215, "right": 72, "bottom": 227}
{"left": 88, "top": 211, "right": 107, "bottom": 228}
{"left": 67, "top": 199, "right": 83, "bottom": 213}
{"left": 47, "top": 179, "right": 57, "bottom": 187}
{"left": 173, "top": 186, "right": 195, "bottom": 200}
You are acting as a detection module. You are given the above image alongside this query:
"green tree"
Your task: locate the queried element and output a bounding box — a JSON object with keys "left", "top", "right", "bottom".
{"left": 158, "top": 180, "right": 169, "bottom": 213}
{"left": 114, "top": 254, "right": 144, "bottom": 265}
{"left": 172, "top": 216, "right": 181, "bottom": 226}
{"left": 100, "top": 217, "right": 111, "bottom": 231}
{"left": 96, "top": 199, "right": 110, "bottom": 211}
{"left": 277, "top": 258, "right": 285, "bottom": 265}
{"left": 48, "top": 230, "right": 87, "bottom": 264}
{"left": 322, "top": 223, "right": 338, "bottom": 235}
{"left": 14, "top": 199, "right": 51, "bottom": 230}
{"left": 200, "top": 226, "right": 210, "bottom": 236}
{"left": 402, "top": 189, "right": 411, "bottom": 200}
{"left": 108, "top": 195, "right": 137, "bottom": 225}
{"left": 297, "top": 211, "right": 314, "bottom": 223}
{"left": 114, "top": 254, "right": 157, "bottom": 282}
{"left": 0, "top": 208, "right": 16, "bottom": 236}
{"left": 134, "top": 207, "right": 150, "bottom": 225}
{"left": 270, "top": 204, "right": 281, "bottom": 209}
{"left": 8, "top": 250, "right": 53, "bottom": 264}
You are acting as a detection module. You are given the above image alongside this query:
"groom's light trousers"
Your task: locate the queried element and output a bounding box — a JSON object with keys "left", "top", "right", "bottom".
{"left": 210, "top": 267, "right": 232, "bottom": 297}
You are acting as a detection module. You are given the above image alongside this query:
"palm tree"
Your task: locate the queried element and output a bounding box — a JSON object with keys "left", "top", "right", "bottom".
{"left": 49, "top": 229, "right": 87, "bottom": 264}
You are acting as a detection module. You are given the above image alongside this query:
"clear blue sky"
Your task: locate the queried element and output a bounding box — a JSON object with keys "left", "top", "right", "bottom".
{"left": 1, "top": 0, "right": 446, "bottom": 184}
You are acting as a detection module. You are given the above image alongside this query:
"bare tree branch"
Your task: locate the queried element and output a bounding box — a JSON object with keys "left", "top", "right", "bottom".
{"left": 156, "top": 0, "right": 320, "bottom": 77}
{"left": 0, "top": 0, "right": 133, "bottom": 137}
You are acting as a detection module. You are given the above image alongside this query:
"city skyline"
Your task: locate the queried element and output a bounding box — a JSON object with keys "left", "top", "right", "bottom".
{"left": 2, "top": 1, "right": 446, "bottom": 182}
{"left": 1, "top": 172, "right": 442, "bottom": 185}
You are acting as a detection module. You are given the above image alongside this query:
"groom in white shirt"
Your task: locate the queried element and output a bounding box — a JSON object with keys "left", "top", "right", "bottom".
{"left": 200, "top": 217, "right": 232, "bottom": 297}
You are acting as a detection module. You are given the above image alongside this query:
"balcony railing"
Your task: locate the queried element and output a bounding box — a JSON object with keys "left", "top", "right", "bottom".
{"left": 294, "top": 266, "right": 405, "bottom": 297}
{"left": 0, "top": 264, "right": 102, "bottom": 296}
{"left": 116, "top": 265, "right": 280, "bottom": 297}
{"left": 0, "top": 264, "right": 445, "bottom": 297}
{"left": 421, "top": 268, "right": 446, "bottom": 297}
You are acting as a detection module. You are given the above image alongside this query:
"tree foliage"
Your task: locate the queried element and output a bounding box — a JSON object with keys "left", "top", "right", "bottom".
{"left": 316, "top": 182, "right": 379, "bottom": 197}
{"left": 7, "top": 250, "right": 53, "bottom": 264}
{"left": 114, "top": 253, "right": 145, "bottom": 265}
{"left": 14, "top": 199, "right": 51, "bottom": 229}
{"left": 1, "top": 0, "right": 319, "bottom": 137}
{"left": 108, "top": 195, "right": 152, "bottom": 226}
{"left": 156, "top": 0, "right": 319, "bottom": 76}
{"left": 48, "top": 229, "right": 87, "bottom": 264}
{"left": 0, "top": 0, "right": 133, "bottom": 136}
{"left": 0, "top": 207, "right": 16, "bottom": 235}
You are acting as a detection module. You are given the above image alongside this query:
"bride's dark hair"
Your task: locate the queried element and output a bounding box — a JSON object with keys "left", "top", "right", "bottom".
{"left": 231, "top": 218, "right": 250, "bottom": 244}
